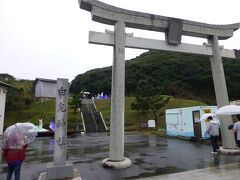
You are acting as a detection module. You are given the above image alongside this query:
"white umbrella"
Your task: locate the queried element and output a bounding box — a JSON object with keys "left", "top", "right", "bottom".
{"left": 197, "top": 113, "right": 215, "bottom": 122}
{"left": 215, "top": 105, "right": 240, "bottom": 116}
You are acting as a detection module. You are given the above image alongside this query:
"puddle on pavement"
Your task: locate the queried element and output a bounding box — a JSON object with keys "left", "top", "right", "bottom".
{"left": 72, "top": 159, "right": 94, "bottom": 164}
{"left": 126, "top": 141, "right": 167, "bottom": 150}
{"left": 139, "top": 153, "right": 153, "bottom": 157}
{"left": 134, "top": 158, "right": 145, "bottom": 165}
{"left": 126, "top": 166, "right": 182, "bottom": 179}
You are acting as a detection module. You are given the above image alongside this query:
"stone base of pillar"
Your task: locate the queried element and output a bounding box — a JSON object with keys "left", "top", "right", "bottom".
{"left": 38, "top": 162, "right": 81, "bottom": 180}
{"left": 218, "top": 146, "right": 240, "bottom": 155}
{"left": 102, "top": 157, "right": 131, "bottom": 169}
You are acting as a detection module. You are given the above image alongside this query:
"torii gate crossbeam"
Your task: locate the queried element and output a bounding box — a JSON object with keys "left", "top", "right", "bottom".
{"left": 89, "top": 31, "right": 235, "bottom": 58}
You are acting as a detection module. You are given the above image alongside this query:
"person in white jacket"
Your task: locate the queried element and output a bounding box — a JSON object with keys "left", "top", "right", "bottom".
{"left": 205, "top": 116, "right": 220, "bottom": 154}
{"left": 233, "top": 114, "right": 240, "bottom": 148}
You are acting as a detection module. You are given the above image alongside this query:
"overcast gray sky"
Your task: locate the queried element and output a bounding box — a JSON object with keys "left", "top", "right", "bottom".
{"left": 0, "top": 0, "right": 240, "bottom": 81}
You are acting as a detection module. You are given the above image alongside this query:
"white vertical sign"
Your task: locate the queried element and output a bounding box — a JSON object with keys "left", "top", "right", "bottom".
{"left": 53, "top": 79, "right": 68, "bottom": 165}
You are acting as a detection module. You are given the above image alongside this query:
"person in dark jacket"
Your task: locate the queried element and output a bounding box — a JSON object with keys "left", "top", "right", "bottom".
{"left": 2, "top": 144, "right": 28, "bottom": 180}
{"left": 233, "top": 114, "right": 240, "bottom": 148}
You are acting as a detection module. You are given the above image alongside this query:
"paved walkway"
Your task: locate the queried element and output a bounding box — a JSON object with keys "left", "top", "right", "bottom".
{"left": 1, "top": 133, "right": 240, "bottom": 180}
{"left": 136, "top": 162, "right": 240, "bottom": 180}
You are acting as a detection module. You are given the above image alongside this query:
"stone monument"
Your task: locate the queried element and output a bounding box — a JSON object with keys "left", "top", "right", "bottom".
{"left": 39, "top": 78, "right": 81, "bottom": 180}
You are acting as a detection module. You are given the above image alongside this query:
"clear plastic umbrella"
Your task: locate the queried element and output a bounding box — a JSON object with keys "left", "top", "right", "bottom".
{"left": 2, "top": 122, "right": 38, "bottom": 149}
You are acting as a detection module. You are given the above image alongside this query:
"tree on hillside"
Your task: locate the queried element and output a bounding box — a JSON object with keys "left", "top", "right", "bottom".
{"left": 0, "top": 73, "right": 15, "bottom": 81}
{"left": 69, "top": 93, "right": 82, "bottom": 113}
{"left": 5, "top": 88, "right": 25, "bottom": 112}
{"left": 131, "top": 80, "right": 170, "bottom": 125}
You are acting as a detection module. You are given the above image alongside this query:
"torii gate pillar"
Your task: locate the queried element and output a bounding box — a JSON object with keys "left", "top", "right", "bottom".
{"left": 102, "top": 21, "right": 131, "bottom": 169}
{"left": 208, "top": 36, "right": 236, "bottom": 149}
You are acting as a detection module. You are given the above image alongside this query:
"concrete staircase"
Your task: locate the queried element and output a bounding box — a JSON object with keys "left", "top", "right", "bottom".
{"left": 81, "top": 99, "right": 107, "bottom": 133}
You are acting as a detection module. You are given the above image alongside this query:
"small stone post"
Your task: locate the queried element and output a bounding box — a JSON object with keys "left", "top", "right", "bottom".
{"left": 208, "top": 36, "right": 236, "bottom": 149}
{"left": 102, "top": 21, "right": 131, "bottom": 169}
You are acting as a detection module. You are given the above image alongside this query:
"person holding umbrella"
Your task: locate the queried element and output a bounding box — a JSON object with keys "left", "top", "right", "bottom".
{"left": 2, "top": 143, "right": 28, "bottom": 180}
{"left": 204, "top": 116, "right": 220, "bottom": 154}
{"left": 1, "top": 123, "right": 38, "bottom": 180}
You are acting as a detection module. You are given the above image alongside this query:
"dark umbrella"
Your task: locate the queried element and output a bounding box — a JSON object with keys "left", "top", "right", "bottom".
{"left": 228, "top": 124, "right": 234, "bottom": 130}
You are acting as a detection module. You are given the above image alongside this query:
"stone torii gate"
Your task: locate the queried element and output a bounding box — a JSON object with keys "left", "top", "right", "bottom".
{"left": 78, "top": 0, "right": 240, "bottom": 168}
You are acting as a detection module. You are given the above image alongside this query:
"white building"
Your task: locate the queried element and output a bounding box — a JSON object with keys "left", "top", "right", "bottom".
{"left": 165, "top": 106, "right": 218, "bottom": 139}
{"left": 34, "top": 78, "right": 57, "bottom": 98}
{"left": 0, "top": 81, "right": 12, "bottom": 135}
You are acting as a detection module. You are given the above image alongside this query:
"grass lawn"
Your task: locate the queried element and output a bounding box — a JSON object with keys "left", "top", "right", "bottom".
{"left": 4, "top": 96, "right": 206, "bottom": 132}
{"left": 4, "top": 99, "right": 82, "bottom": 131}
{"left": 95, "top": 96, "right": 206, "bottom": 131}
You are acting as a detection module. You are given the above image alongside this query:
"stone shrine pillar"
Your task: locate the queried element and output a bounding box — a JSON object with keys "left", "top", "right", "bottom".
{"left": 41, "top": 79, "right": 76, "bottom": 180}
{"left": 102, "top": 22, "right": 131, "bottom": 169}
{"left": 53, "top": 79, "right": 68, "bottom": 164}
{"left": 208, "top": 36, "right": 236, "bottom": 149}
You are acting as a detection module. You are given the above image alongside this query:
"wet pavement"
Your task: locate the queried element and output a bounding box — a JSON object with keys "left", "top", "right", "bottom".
{"left": 1, "top": 132, "right": 240, "bottom": 180}
{"left": 136, "top": 162, "right": 240, "bottom": 180}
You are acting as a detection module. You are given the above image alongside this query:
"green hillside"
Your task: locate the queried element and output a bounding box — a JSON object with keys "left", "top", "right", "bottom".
{"left": 71, "top": 50, "right": 240, "bottom": 104}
